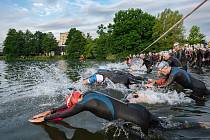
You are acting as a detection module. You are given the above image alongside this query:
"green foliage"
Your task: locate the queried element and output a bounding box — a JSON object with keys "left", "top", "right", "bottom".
{"left": 106, "top": 53, "right": 117, "bottom": 61}
{"left": 65, "top": 28, "right": 87, "bottom": 59}
{"left": 111, "top": 8, "right": 156, "bottom": 56}
{"left": 97, "top": 24, "right": 107, "bottom": 36}
{"left": 92, "top": 8, "right": 156, "bottom": 59}
{"left": 42, "top": 32, "right": 58, "bottom": 53}
{"left": 152, "top": 8, "right": 185, "bottom": 51}
{"left": 94, "top": 34, "right": 113, "bottom": 60}
{"left": 3, "top": 29, "right": 18, "bottom": 56}
{"left": 3, "top": 29, "right": 58, "bottom": 57}
{"left": 84, "top": 40, "right": 95, "bottom": 59}
{"left": 187, "top": 25, "right": 205, "bottom": 45}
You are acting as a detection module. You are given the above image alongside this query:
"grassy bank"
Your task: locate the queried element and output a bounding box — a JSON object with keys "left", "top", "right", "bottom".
{"left": 1, "top": 55, "right": 66, "bottom": 61}
{"left": 0, "top": 56, "right": 5, "bottom": 60}
{"left": 0, "top": 55, "right": 122, "bottom": 62}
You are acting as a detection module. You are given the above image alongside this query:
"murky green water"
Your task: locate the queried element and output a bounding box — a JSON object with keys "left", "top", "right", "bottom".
{"left": 0, "top": 60, "right": 210, "bottom": 140}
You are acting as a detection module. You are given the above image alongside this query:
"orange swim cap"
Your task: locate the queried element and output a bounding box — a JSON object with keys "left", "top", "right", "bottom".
{"left": 66, "top": 91, "right": 82, "bottom": 108}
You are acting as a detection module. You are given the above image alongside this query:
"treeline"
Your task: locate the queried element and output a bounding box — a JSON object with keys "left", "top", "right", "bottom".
{"left": 3, "top": 29, "right": 58, "bottom": 57}
{"left": 65, "top": 8, "right": 205, "bottom": 60}
{"left": 3, "top": 8, "right": 206, "bottom": 60}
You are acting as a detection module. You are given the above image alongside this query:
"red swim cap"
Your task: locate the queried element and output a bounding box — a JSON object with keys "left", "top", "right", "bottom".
{"left": 66, "top": 91, "right": 82, "bottom": 108}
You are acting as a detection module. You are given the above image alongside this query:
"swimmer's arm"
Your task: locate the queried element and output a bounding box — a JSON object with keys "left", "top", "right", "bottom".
{"left": 44, "top": 104, "right": 84, "bottom": 121}
{"left": 154, "top": 78, "right": 167, "bottom": 85}
{"left": 50, "top": 104, "right": 68, "bottom": 113}
{"left": 159, "top": 75, "right": 174, "bottom": 88}
{"left": 144, "top": 78, "right": 167, "bottom": 88}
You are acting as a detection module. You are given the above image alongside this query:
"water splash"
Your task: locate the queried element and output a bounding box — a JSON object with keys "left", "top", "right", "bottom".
{"left": 105, "top": 62, "right": 129, "bottom": 71}
{"left": 0, "top": 62, "right": 70, "bottom": 104}
{"left": 68, "top": 78, "right": 89, "bottom": 93}
{"left": 126, "top": 88, "right": 193, "bottom": 105}
{"left": 103, "top": 120, "right": 144, "bottom": 139}
{"left": 105, "top": 78, "right": 131, "bottom": 94}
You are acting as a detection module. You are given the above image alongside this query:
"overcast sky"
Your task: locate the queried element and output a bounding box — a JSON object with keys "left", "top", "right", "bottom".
{"left": 0, "top": 0, "right": 209, "bottom": 43}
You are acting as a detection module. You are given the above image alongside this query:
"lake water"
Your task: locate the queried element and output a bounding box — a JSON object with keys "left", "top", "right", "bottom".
{"left": 0, "top": 60, "right": 210, "bottom": 140}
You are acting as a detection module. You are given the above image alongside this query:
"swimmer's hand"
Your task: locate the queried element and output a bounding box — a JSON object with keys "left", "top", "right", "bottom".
{"left": 29, "top": 116, "right": 45, "bottom": 123}
{"left": 32, "top": 111, "right": 51, "bottom": 119}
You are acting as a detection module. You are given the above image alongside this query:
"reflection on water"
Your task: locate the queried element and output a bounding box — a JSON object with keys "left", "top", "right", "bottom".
{"left": 0, "top": 60, "right": 210, "bottom": 140}
{"left": 40, "top": 121, "right": 105, "bottom": 140}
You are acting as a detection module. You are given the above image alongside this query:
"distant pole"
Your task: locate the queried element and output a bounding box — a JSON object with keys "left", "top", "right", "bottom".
{"left": 140, "top": 0, "right": 208, "bottom": 53}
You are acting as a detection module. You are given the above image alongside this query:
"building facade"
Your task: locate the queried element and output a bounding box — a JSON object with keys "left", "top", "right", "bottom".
{"left": 58, "top": 32, "right": 68, "bottom": 46}
{"left": 58, "top": 32, "right": 68, "bottom": 55}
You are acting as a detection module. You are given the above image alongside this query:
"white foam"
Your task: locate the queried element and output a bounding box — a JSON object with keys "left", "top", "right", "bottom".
{"left": 0, "top": 62, "right": 71, "bottom": 103}
{"left": 39, "top": 103, "right": 52, "bottom": 107}
{"left": 126, "top": 89, "right": 193, "bottom": 105}
{"left": 69, "top": 78, "right": 89, "bottom": 93}
{"left": 105, "top": 78, "right": 131, "bottom": 94}
{"left": 105, "top": 62, "right": 129, "bottom": 71}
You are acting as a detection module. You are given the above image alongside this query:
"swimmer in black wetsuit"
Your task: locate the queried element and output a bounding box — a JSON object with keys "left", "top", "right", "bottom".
{"left": 83, "top": 70, "right": 146, "bottom": 88}
{"left": 29, "top": 91, "right": 160, "bottom": 135}
{"left": 163, "top": 53, "right": 183, "bottom": 68}
{"left": 145, "top": 61, "right": 210, "bottom": 98}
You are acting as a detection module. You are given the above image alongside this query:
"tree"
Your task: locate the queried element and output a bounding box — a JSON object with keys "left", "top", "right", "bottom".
{"left": 33, "top": 31, "right": 44, "bottom": 55}
{"left": 84, "top": 33, "right": 95, "bottom": 59}
{"left": 23, "top": 29, "right": 34, "bottom": 56}
{"left": 42, "top": 32, "right": 58, "bottom": 54}
{"left": 94, "top": 34, "right": 113, "bottom": 59}
{"left": 65, "top": 28, "right": 87, "bottom": 59}
{"left": 187, "top": 25, "right": 205, "bottom": 45}
{"left": 3, "top": 28, "right": 59, "bottom": 57}
{"left": 152, "top": 8, "right": 185, "bottom": 51}
{"left": 3, "top": 29, "right": 18, "bottom": 56}
{"left": 97, "top": 24, "right": 106, "bottom": 36}
{"left": 111, "top": 8, "right": 156, "bottom": 57}
{"left": 15, "top": 30, "right": 25, "bottom": 56}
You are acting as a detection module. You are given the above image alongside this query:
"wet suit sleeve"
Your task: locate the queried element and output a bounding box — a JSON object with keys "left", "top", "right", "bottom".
{"left": 51, "top": 104, "right": 68, "bottom": 113}
{"left": 44, "top": 104, "right": 84, "bottom": 121}
{"left": 168, "top": 59, "right": 173, "bottom": 66}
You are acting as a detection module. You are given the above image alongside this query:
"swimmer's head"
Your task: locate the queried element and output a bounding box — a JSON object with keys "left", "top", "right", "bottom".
{"left": 157, "top": 61, "right": 171, "bottom": 76}
{"left": 83, "top": 74, "right": 104, "bottom": 85}
{"left": 66, "top": 91, "right": 83, "bottom": 108}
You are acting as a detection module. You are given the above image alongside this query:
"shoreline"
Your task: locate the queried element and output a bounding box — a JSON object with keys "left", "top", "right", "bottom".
{"left": 0, "top": 55, "right": 66, "bottom": 61}
{"left": 0, "top": 55, "right": 119, "bottom": 62}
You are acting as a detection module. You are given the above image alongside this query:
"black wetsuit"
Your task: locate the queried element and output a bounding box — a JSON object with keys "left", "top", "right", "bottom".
{"left": 168, "top": 56, "right": 182, "bottom": 68}
{"left": 143, "top": 58, "right": 154, "bottom": 73}
{"left": 163, "top": 67, "right": 210, "bottom": 96}
{"left": 44, "top": 91, "right": 159, "bottom": 134}
{"left": 96, "top": 70, "right": 146, "bottom": 88}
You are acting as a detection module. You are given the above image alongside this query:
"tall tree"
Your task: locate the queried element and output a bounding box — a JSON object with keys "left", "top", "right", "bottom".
{"left": 187, "top": 25, "right": 205, "bottom": 45}
{"left": 3, "top": 28, "right": 18, "bottom": 56}
{"left": 111, "top": 8, "right": 156, "bottom": 57}
{"left": 33, "top": 31, "right": 44, "bottom": 55}
{"left": 24, "top": 29, "right": 34, "bottom": 56}
{"left": 42, "top": 32, "right": 58, "bottom": 54}
{"left": 16, "top": 30, "right": 25, "bottom": 56}
{"left": 152, "top": 8, "right": 185, "bottom": 51}
{"left": 65, "top": 28, "right": 87, "bottom": 59}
